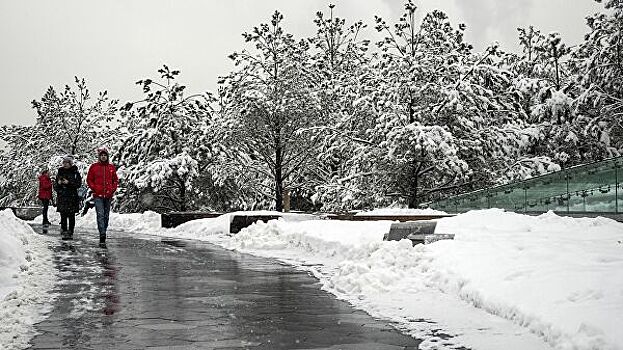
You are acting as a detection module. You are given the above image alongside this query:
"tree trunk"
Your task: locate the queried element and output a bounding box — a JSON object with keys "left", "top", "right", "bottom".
{"left": 408, "top": 158, "right": 421, "bottom": 209}
{"left": 408, "top": 95, "right": 415, "bottom": 123}
{"left": 180, "top": 188, "right": 186, "bottom": 211}
{"left": 283, "top": 189, "right": 290, "bottom": 212}
{"left": 553, "top": 45, "right": 561, "bottom": 91}
{"left": 179, "top": 176, "right": 187, "bottom": 212}
{"left": 408, "top": 172, "right": 419, "bottom": 209}
{"left": 274, "top": 143, "right": 284, "bottom": 212}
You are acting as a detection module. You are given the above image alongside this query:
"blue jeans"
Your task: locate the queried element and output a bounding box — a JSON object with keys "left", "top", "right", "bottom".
{"left": 94, "top": 197, "right": 112, "bottom": 237}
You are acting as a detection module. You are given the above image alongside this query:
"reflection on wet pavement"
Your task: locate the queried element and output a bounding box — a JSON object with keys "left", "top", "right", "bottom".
{"left": 28, "top": 225, "right": 421, "bottom": 349}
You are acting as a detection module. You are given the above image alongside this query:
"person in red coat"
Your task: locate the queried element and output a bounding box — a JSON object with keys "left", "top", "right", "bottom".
{"left": 38, "top": 169, "right": 53, "bottom": 226}
{"left": 87, "top": 147, "right": 119, "bottom": 245}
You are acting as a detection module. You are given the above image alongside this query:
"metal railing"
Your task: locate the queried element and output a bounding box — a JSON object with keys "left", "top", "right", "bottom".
{"left": 429, "top": 156, "right": 623, "bottom": 214}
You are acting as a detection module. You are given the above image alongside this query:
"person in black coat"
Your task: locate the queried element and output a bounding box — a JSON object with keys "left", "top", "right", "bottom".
{"left": 54, "top": 156, "right": 82, "bottom": 238}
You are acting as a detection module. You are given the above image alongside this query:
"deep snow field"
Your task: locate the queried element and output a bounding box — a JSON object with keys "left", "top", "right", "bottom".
{"left": 26, "top": 208, "right": 623, "bottom": 350}
{"left": 0, "top": 210, "right": 57, "bottom": 350}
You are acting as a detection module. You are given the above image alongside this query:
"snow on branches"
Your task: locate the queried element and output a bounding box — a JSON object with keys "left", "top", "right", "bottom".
{"left": 0, "top": 78, "right": 116, "bottom": 206}
{"left": 115, "top": 66, "right": 216, "bottom": 212}
{"left": 134, "top": 152, "right": 199, "bottom": 193}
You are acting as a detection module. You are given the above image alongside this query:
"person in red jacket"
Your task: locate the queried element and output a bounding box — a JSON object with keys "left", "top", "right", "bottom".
{"left": 87, "top": 147, "right": 119, "bottom": 245}
{"left": 38, "top": 169, "right": 53, "bottom": 226}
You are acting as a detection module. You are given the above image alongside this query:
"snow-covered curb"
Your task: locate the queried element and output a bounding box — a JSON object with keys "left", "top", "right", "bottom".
{"left": 0, "top": 210, "right": 57, "bottom": 350}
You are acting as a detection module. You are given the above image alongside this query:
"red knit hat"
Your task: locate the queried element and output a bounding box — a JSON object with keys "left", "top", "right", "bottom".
{"left": 96, "top": 146, "right": 109, "bottom": 156}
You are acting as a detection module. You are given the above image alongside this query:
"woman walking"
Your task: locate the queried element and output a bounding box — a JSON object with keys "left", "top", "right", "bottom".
{"left": 37, "top": 169, "right": 53, "bottom": 226}
{"left": 54, "top": 156, "right": 82, "bottom": 239}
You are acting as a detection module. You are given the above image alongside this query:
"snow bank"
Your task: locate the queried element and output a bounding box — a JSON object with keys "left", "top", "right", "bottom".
{"left": 34, "top": 209, "right": 317, "bottom": 235}
{"left": 433, "top": 210, "right": 623, "bottom": 350}
{"left": 0, "top": 210, "right": 57, "bottom": 349}
{"left": 221, "top": 218, "right": 553, "bottom": 349}
{"left": 166, "top": 210, "right": 318, "bottom": 240}
{"left": 140, "top": 209, "right": 622, "bottom": 350}
{"left": 0, "top": 213, "right": 28, "bottom": 300}
{"left": 79, "top": 210, "right": 161, "bottom": 233}
{"left": 354, "top": 207, "right": 448, "bottom": 216}
{"left": 227, "top": 220, "right": 391, "bottom": 258}
{"left": 33, "top": 210, "right": 161, "bottom": 233}
{"left": 35, "top": 207, "right": 620, "bottom": 349}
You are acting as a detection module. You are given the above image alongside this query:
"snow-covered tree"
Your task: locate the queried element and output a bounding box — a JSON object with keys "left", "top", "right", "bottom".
{"left": 305, "top": 4, "right": 382, "bottom": 210}
{"left": 116, "top": 65, "right": 217, "bottom": 212}
{"left": 0, "top": 78, "right": 117, "bottom": 206}
{"left": 218, "top": 11, "right": 322, "bottom": 212}
{"left": 573, "top": 0, "right": 623, "bottom": 156}
{"left": 31, "top": 77, "right": 118, "bottom": 155}
{"left": 316, "top": 2, "right": 539, "bottom": 209}
{"left": 370, "top": 5, "right": 478, "bottom": 207}
{"left": 505, "top": 27, "right": 590, "bottom": 166}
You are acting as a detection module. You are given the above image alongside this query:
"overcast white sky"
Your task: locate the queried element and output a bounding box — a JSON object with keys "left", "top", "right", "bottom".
{"left": 0, "top": 0, "right": 605, "bottom": 126}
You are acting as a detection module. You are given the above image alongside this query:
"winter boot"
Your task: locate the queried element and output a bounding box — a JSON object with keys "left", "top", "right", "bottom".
{"left": 61, "top": 231, "right": 72, "bottom": 240}
{"left": 98, "top": 234, "right": 107, "bottom": 248}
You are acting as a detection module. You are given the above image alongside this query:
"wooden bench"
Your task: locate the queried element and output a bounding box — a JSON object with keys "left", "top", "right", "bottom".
{"left": 383, "top": 221, "right": 454, "bottom": 246}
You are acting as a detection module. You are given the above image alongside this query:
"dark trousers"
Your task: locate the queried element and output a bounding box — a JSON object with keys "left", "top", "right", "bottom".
{"left": 41, "top": 199, "right": 50, "bottom": 224}
{"left": 60, "top": 212, "right": 76, "bottom": 233}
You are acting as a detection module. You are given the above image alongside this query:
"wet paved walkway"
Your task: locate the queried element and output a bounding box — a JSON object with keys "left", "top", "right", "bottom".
{"left": 29, "top": 225, "right": 421, "bottom": 349}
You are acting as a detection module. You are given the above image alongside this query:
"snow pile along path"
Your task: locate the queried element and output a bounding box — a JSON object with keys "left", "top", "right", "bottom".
{"left": 78, "top": 210, "right": 161, "bottom": 233}
{"left": 0, "top": 210, "right": 57, "bottom": 350}
{"left": 354, "top": 207, "right": 448, "bottom": 216}
{"left": 63, "top": 208, "right": 622, "bottom": 350}
{"left": 34, "top": 210, "right": 162, "bottom": 233}
{"left": 165, "top": 210, "right": 317, "bottom": 241}
{"left": 223, "top": 217, "right": 553, "bottom": 350}
{"left": 144, "top": 213, "right": 547, "bottom": 349}
{"left": 227, "top": 211, "right": 623, "bottom": 350}
{"left": 433, "top": 210, "right": 623, "bottom": 350}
